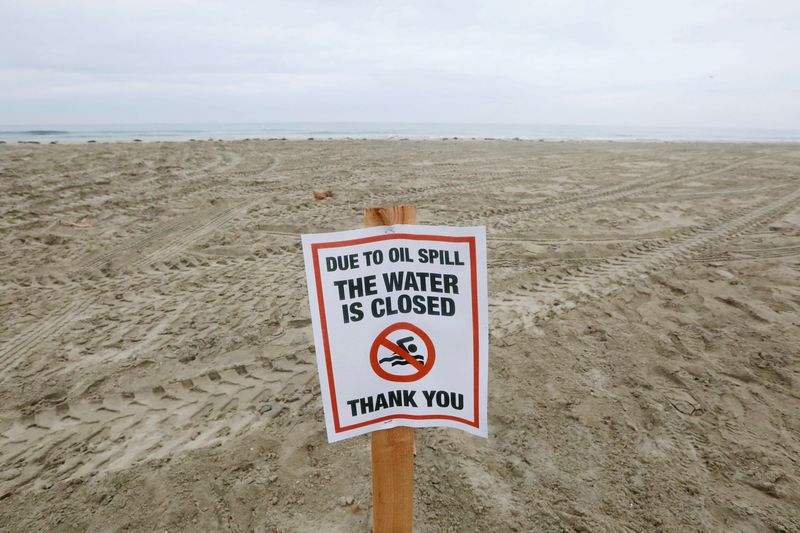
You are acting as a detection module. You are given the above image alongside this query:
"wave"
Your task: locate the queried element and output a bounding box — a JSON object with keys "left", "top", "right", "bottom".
{"left": 0, "top": 130, "right": 70, "bottom": 136}
{"left": 379, "top": 354, "right": 425, "bottom": 366}
{"left": 2, "top": 123, "right": 799, "bottom": 142}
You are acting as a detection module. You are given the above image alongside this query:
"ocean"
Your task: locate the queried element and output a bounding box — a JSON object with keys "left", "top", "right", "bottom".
{"left": 1, "top": 123, "right": 799, "bottom": 143}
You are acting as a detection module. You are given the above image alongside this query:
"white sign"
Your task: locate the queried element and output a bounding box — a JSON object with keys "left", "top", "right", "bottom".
{"left": 301, "top": 224, "right": 488, "bottom": 442}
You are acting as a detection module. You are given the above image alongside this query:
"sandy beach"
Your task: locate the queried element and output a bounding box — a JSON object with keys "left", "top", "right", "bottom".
{"left": 0, "top": 139, "right": 798, "bottom": 532}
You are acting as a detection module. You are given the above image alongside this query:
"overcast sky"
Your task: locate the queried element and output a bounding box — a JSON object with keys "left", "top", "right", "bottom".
{"left": 1, "top": 0, "right": 798, "bottom": 128}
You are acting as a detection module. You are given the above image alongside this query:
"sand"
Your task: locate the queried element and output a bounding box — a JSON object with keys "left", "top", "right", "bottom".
{"left": 0, "top": 139, "right": 798, "bottom": 532}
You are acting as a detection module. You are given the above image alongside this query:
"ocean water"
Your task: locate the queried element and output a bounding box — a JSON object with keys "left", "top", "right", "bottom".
{"left": 1, "top": 123, "right": 799, "bottom": 143}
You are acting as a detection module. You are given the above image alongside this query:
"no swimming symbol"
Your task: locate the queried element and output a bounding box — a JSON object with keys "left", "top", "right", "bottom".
{"left": 370, "top": 322, "right": 436, "bottom": 382}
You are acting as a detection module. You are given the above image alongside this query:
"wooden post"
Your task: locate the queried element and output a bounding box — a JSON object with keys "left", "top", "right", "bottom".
{"left": 365, "top": 205, "right": 416, "bottom": 533}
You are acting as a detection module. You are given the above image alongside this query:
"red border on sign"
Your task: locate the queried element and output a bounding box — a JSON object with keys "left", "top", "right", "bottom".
{"left": 311, "top": 233, "right": 480, "bottom": 433}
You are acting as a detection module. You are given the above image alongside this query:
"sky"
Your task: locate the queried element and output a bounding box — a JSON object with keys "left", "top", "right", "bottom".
{"left": 1, "top": 0, "right": 798, "bottom": 128}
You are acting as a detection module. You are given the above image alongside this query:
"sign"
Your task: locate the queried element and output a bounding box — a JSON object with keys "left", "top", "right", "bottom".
{"left": 301, "top": 224, "right": 488, "bottom": 442}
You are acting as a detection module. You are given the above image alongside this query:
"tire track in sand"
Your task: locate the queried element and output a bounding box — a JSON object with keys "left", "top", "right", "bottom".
{"left": 453, "top": 156, "right": 766, "bottom": 229}
{"left": 491, "top": 186, "right": 800, "bottom": 332}
{"left": 692, "top": 243, "right": 800, "bottom": 262}
{"left": 75, "top": 152, "right": 277, "bottom": 274}
{"left": 0, "top": 360, "right": 316, "bottom": 498}
{"left": 0, "top": 238, "right": 301, "bottom": 378}
{"left": 0, "top": 144, "right": 246, "bottom": 233}
{"left": 0, "top": 154, "right": 280, "bottom": 374}
{"left": 0, "top": 210, "right": 243, "bottom": 373}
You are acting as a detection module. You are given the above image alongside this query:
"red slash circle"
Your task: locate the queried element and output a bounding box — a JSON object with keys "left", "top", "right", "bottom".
{"left": 370, "top": 322, "right": 436, "bottom": 382}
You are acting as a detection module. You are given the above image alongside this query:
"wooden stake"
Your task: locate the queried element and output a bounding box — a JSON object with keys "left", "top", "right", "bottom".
{"left": 365, "top": 204, "right": 416, "bottom": 533}
{"left": 371, "top": 427, "right": 414, "bottom": 533}
{"left": 364, "top": 205, "right": 416, "bottom": 228}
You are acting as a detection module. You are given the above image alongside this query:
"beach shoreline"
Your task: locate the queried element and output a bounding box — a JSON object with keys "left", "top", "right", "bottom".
{"left": 3, "top": 122, "right": 800, "bottom": 144}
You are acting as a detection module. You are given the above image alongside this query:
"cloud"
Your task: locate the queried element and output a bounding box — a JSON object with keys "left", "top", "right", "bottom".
{"left": 1, "top": 0, "right": 798, "bottom": 127}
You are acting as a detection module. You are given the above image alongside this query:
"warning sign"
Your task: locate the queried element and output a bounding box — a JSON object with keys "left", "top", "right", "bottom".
{"left": 301, "top": 224, "right": 488, "bottom": 442}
